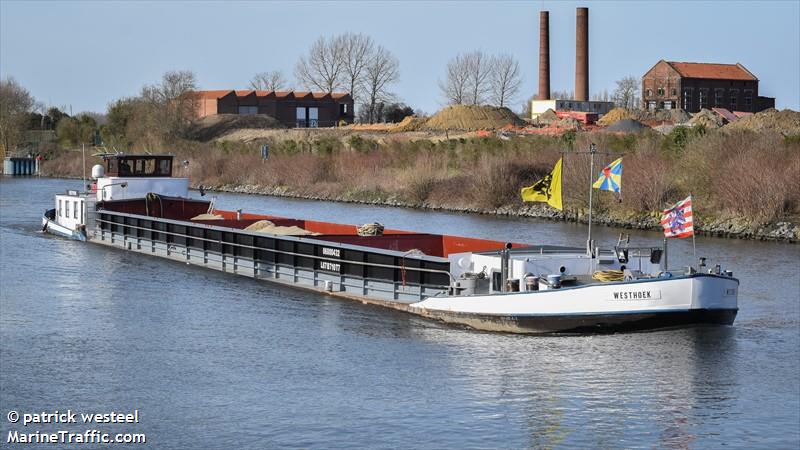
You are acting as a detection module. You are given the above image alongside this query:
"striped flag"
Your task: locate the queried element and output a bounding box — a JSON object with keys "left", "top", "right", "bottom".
{"left": 661, "top": 196, "right": 694, "bottom": 238}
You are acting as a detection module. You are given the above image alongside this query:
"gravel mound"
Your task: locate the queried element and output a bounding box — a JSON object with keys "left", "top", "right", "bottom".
{"left": 598, "top": 107, "right": 635, "bottom": 126}
{"left": 424, "top": 105, "right": 525, "bottom": 131}
{"left": 534, "top": 109, "right": 559, "bottom": 125}
{"left": 688, "top": 109, "right": 723, "bottom": 129}
{"left": 599, "top": 107, "right": 691, "bottom": 126}
{"left": 724, "top": 108, "right": 800, "bottom": 136}
{"left": 605, "top": 119, "right": 648, "bottom": 132}
{"left": 187, "top": 114, "right": 284, "bottom": 141}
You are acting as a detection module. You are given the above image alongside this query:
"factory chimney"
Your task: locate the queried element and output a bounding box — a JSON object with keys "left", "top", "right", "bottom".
{"left": 575, "top": 7, "right": 589, "bottom": 101}
{"left": 538, "top": 11, "right": 550, "bottom": 100}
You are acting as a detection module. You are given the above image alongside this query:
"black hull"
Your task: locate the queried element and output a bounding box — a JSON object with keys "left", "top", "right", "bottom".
{"left": 418, "top": 308, "right": 739, "bottom": 335}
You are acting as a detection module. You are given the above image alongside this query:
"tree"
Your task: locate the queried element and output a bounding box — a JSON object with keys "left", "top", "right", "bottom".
{"left": 339, "top": 33, "right": 375, "bottom": 105}
{"left": 56, "top": 114, "right": 97, "bottom": 147}
{"left": 295, "top": 35, "right": 346, "bottom": 92}
{"left": 249, "top": 70, "right": 287, "bottom": 91}
{"left": 465, "top": 51, "right": 492, "bottom": 105}
{"left": 613, "top": 76, "right": 640, "bottom": 109}
{"left": 489, "top": 54, "right": 522, "bottom": 108}
{"left": 382, "top": 103, "right": 415, "bottom": 123}
{"left": 360, "top": 45, "right": 400, "bottom": 124}
{"left": 140, "top": 70, "right": 198, "bottom": 139}
{"left": 0, "top": 77, "right": 34, "bottom": 156}
{"left": 439, "top": 53, "right": 470, "bottom": 105}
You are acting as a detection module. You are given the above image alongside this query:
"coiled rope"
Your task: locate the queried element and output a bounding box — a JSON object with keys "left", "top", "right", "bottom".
{"left": 592, "top": 270, "right": 624, "bottom": 282}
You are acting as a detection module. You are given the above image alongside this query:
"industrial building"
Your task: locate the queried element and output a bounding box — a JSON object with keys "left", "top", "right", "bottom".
{"left": 193, "top": 90, "right": 354, "bottom": 128}
{"left": 641, "top": 61, "right": 775, "bottom": 113}
{"left": 530, "top": 7, "right": 614, "bottom": 121}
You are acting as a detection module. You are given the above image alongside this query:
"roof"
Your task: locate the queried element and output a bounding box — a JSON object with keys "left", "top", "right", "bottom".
{"left": 191, "top": 90, "right": 352, "bottom": 100}
{"left": 666, "top": 61, "right": 758, "bottom": 81}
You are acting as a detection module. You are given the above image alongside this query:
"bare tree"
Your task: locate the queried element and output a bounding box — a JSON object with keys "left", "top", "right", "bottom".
{"left": 489, "top": 54, "right": 522, "bottom": 108}
{"left": 439, "top": 53, "right": 470, "bottom": 105}
{"left": 551, "top": 89, "right": 574, "bottom": 100}
{"left": 295, "top": 35, "right": 346, "bottom": 92}
{"left": 465, "top": 51, "right": 492, "bottom": 105}
{"left": 340, "top": 33, "right": 375, "bottom": 104}
{"left": 613, "top": 76, "right": 640, "bottom": 109}
{"left": 249, "top": 70, "right": 287, "bottom": 91}
{"left": 0, "top": 77, "right": 34, "bottom": 156}
{"left": 361, "top": 45, "right": 400, "bottom": 124}
{"left": 140, "top": 70, "right": 198, "bottom": 140}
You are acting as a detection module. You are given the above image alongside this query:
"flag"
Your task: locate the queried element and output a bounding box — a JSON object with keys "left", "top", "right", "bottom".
{"left": 593, "top": 157, "right": 622, "bottom": 193}
{"left": 521, "top": 158, "right": 562, "bottom": 210}
{"left": 661, "top": 196, "right": 694, "bottom": 238}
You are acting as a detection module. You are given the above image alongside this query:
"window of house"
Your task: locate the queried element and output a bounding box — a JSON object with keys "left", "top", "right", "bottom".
{"left": 238, "top": 106, "right": 257, "bottom": 115}
{"left": 657, "top": 88, "right": 664, "bottom": 97}
{"left": 744, "top": 89, "right": 753, "bottom": 107}
{"left": 664, "top": 101, "right": 673, "bottom": 110}
{"left": 683, "top": 90, "right": 692, "bottom": 111}
{"left": 647, "top": 101, "right": 656, "bottom": 110}
{"left": 730, "top": 90, "right": 738, "bottom": 109}
{"left": 715, "top": 90, "right": 724, "bottom": 107}
{"left": 308, "top": 107, "right": 319, "bottom": 128}
{"left": 699, "top": 90, "right": 707, "bottom": 108}
{"left": 646, "top": 89, "right": 652, "bottom": 97}
{"left": 296, "top": 107, "right": 307, "bottom": 127}
{"left": 671, "top": 88, "right": 677, "bottom": 96}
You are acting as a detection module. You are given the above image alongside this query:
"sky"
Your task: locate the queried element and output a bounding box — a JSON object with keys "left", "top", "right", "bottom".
{"left": 1, "top": 0, "right": 798, "bottom": 115}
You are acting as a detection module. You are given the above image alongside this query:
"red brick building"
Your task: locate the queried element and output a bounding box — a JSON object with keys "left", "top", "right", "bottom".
{"left": 641, "top": 61, "right": 775, "bottom": 113}
{"left": 193, "top": 90, "right": 354, "bottom": 127}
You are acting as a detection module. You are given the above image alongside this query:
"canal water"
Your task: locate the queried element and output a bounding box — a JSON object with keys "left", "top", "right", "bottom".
{"left": 1, "top": 177, "right": 798, "bottom": 449}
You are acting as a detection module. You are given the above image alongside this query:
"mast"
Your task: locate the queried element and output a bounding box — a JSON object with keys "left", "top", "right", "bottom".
{"left": 587, "top": 142, "right": 596, "bottom": 255}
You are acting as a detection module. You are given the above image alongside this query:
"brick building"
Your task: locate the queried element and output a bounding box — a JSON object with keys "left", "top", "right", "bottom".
{"left": 193, "top": 90, "right": 354, "bottom": 127}
{"left": 641, "top": 60, "right": 775, "bottom": 113}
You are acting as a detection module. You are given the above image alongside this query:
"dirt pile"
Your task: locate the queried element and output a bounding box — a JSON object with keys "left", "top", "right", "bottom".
{"left": 424, "top": 105, "right": 525, "bottom": 131}
{"left": 534, "top": 109, "right": 559, "bottom": 125}
{"left": 244, "top": 220, "right": 319, "bottom": 236}
{"left": 599, "top": 108, "right": 691, "bottom": 126}
{"left": 724, "top": 108, "right": 800, "bottom": 135}
{"left": 187, "top": 114, "right": 284, "bottom": 141}
{"left": 390, "top": 115, "right": 427, "bottom": 132}
{"left": 555, "top": 117, "right": 581, "bottom": 129}
{"left": 688, "top": 109, "right": 723, "bottom": 129}
{"left": 598, "top": 107, "right": 634, "bottom": 126}
{"left": 605, "top": 119, "right": 648, "bottom": 133}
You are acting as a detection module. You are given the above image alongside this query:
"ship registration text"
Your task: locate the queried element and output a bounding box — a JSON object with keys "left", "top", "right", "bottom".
{"left": 611, "top": 290, "right": 661, "bottom": 300}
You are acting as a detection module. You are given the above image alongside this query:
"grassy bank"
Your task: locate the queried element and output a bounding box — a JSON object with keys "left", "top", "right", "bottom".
{"left": 40, "top": 128, "right": 800, "bottom": 241}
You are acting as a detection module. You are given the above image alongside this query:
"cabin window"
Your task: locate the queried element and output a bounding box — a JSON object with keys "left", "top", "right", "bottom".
{"left": 158, "top": 159, "right": 171, "bottom": 176}
{"left": 65, "top": 201, "right": 70, "bottom": 218}
{"left": 107, "top": 159, "right": 115, "bottom": 173}
{"left": 74, "top": 201, "right": 78, "bottom": 219}
{"left": 80, "top": 201, "right": 84, "bottom": 223}
{"left": 144, "top": 158, "right": 155, "bottom": 175}
{"left": 58, "top": 200, "right": 62, "bottom": 217}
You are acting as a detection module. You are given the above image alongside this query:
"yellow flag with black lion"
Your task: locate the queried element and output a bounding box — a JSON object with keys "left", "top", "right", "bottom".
{"left": 520, "top": 158, "right": 563, "bottom": 210}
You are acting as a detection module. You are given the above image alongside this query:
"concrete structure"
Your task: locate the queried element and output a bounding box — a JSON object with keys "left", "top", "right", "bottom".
{"left": 3, "top": 157, "right": 38, "bottom": 176}
{"left": 530, "top": 99, "right": 614, "bottom": 120}
{"left": 575, "top": 7, "right": 589, "bottom": 101}
{"left": 538, "top": 11, "right": 550, "bottom": 100}
{"left": 641, "top": 61, "right": 774, "bottom": 113}
{"left": 193, "top": 90, "right": 354, "bottom": 127}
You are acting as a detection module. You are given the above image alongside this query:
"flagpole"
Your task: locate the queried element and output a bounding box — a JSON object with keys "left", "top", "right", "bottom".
{"left": 587, "top": 143, "right": 596, "bottom": 255}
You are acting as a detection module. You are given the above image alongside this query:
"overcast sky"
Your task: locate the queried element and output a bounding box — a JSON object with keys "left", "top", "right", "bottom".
{"left": 2, "top": 0, "right": 798, "bottom": 115}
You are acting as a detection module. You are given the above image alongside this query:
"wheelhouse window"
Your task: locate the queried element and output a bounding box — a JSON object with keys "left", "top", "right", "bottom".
{"left": 65, "top": 201, "right": 70, "bottom": 218}
{"left": 73, "top": 201, "right": 78, "bottom": 219}
{"left": 58, "top": 199, "right": 62, "bottom": 217}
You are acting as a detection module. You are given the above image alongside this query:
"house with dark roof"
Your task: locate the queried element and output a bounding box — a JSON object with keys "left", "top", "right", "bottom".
{"left": 192, "top": 90, "right": 354, "bottom": 127}
{"left": 641, "top": 60, "right": 774, "bottom": 113}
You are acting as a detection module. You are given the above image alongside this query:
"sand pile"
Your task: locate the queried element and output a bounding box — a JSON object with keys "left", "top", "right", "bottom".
{"left": 688, "top": 109, "right": 723, "bottom": 129}
{"left": 605, "top": 119, "right": 648, "bottom": 132}
{"left": 724, "top": 108, "right": 800, "bottom": 135}
{"left": 598, "top": 107, "right": 635, "bottom": 126}
{"left": 390, "top": 115, "right": 427, "bottom": 132}
{"left": 599, "top": 108, "right": 691, "bottom": 126}
{"left": 424, "top": 105, "right": 525, "bottom": 131}
{"left": 535, "top": 109, "right": 559, "bottom": 125}
{"left": 244, "top": 220, "right": 319, "bottom": 236}
{"left": 187, "top": 114, "right": 284, "bottom": 141}
{"left": 555, "top": 117, "right": 581, "bottom": 129}
{"left": 191, "top": 213, "right": 223, "bottom": 220}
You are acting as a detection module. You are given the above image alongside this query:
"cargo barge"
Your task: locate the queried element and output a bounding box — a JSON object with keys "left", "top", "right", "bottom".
{"left": 43, "top": 153, "right": 738, "bottom": 334}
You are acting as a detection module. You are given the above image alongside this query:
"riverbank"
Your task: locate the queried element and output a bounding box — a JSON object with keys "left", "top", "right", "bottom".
{"left": 203, "top": 182, "right": 799, "bottom": 242}
{"left": 37, "top": 126, "right": 800, "bottom": 243}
